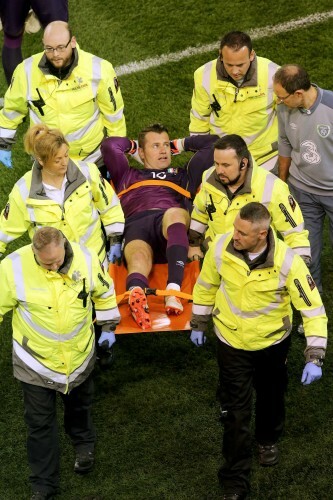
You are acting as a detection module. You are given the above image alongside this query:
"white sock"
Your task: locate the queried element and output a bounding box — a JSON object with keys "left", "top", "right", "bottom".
{"left": 166, "top": 282, "right": 180, "bottom": 292}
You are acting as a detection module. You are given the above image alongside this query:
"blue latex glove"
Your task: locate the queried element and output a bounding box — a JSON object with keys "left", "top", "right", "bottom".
{"left": 107, "top": 242, "right": 122, "bottom": 264}
{"left": 190, "top": 330, "right": 207, "bottom": 347}
{"left": 301, "top": 362, "right": 322, "bottom": 385}
{"left": 98, "top": 331, "right": 116, "bottom": 349}
{"left": 0, "top": 150, "right": 12, "bottom": 168}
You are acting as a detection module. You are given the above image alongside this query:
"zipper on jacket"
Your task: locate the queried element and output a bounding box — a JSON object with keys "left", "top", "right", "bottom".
{"left": 224, "top": 198, "right": 231, "bottom": 215}
{"left": 234, "top": 87, "right": 239, "bottom": 103}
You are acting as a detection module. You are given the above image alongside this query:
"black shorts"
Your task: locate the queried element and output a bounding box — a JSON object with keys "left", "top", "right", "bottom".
{"left": 123, "top": 210, "right": 167, "bottom": 264}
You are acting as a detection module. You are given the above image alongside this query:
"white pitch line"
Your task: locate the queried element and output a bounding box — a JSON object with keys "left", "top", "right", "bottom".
{"left": 115, "top": 10, "right": 333, "bottom": 76}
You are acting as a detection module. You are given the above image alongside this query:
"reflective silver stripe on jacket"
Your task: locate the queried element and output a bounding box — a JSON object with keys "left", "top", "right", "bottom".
{"left": 8, "top": 252, "right": 93, "bottom": 340}
{"left": 25, "top": 57, "right": 34, "bottom": 100}
{"left": 201, "top": 60, "right": 214, "bottom": 102}
{"left": 16, "top": 305, "right": 90, "bottom": 340}
{"left": 14, "top": 340, "right": 68, "bottom": 384}
{"left": 77, "top": 162, "right": 92, "bottom": 182}
{"left": 304, "top": 334, "right": 327, "bottom": 349}
{"left": 217, "top": 242, "right": 295, "bottom": 319}
{"left": 68, "top": 340, "right": 95, "bottom": 383}
{"left": 83, "top": 148, "right": 102, "bottom": 163}
{"left": 79, "top": 212, "right": 100, "bottom": 245}
{"left": 14, "top": 338, "right": 95, "bottom": 385}
{"left": 0, "top": 126, "right": 17, "bottom": 137}
{"left": 261, "top": 173, "right": 276, "bottom": 206}
{"left": 104, "top": 221, "right": 125, "bottom": 236}
{"left": 16, "top": 176, "right": 37, "bottom": 221}
{"left": 95, "top": 307, "right": 120, "bottom": 322}
{"left": 103, "top": 109, "right": 124, "bottom": 123}
{"left": 7, "top": 251, "right": 26, "bottom": 298}
{"left": 65, "top": 108, "right": 100, "bottom": 143}
{"left": 80, "top": 245, "right": 94, "bottom": 290}
{"left": 192, "top": 303, "right": 214, "bottom": 315}
{"left": 214, "top": 233, "right": 229, "bottom": 271}
{"left": 91, "top": 56, "right": 102, "bottom": 94}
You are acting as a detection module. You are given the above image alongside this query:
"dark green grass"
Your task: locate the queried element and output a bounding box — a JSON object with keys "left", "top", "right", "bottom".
{"left": 1, "top": 0, "right": 333, "bottom": 498}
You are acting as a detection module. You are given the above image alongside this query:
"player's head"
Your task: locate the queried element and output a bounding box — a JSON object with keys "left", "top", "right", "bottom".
{"left": 138, "top": 123, "right": 171, "bottom": 170}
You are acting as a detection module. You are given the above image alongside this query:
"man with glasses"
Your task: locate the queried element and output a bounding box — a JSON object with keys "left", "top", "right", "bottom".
{"left": 273, "top": 64, "right": 333, "bottom": 302}
{"left": 0, "top": 21, "right": 126, "bottom": 169}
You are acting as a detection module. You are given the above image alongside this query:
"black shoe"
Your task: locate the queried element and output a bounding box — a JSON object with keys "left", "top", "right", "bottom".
{"left": 31, "top": 492, "right": 54, "bottom": 500}
{"left": 74, "top": 450, "right": 95, "bottom": 474}
{"left": 258, "top": 443, "right": 279, "bottom": 466}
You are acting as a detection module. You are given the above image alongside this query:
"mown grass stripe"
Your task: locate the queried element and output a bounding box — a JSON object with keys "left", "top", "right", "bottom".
{"left": 116, "top": 10, "right": 333, "bottom": 76}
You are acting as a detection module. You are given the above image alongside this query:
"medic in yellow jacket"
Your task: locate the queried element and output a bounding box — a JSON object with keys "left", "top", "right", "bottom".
{"left": 189, "top": 148, "right": 310, "bottom": 260}
{"left": 0, "top": 43, "right": 126, "bottom": 163}
{"left": 190, "top": 54, "right": 279, "bottom": 167}
{"left": 0, "top": 159, "right": 124, "bottom": 260}
{"left": 0, "top": 236, "right": 120, "bottom": 393}
{"left": 191, "top": 228, "right": 327, "bottom": 356}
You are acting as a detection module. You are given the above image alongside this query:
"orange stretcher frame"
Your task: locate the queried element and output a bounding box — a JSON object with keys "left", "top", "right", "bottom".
{"left": 108, "top": 260, "right": 200, "bottom": 334}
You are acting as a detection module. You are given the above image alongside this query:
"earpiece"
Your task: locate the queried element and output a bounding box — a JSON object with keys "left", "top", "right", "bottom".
{"left": 240, "top": 159, "right": 246, "bottom": 170}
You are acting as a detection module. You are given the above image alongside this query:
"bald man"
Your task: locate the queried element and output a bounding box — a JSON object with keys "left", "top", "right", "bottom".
{"left": 0, "top": 20, "right": 126, "bottom": 169}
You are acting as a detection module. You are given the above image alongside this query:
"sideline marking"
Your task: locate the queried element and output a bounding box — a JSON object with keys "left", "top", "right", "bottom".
{"left": 115, "top": 11, "right": 333, "bottom": 76}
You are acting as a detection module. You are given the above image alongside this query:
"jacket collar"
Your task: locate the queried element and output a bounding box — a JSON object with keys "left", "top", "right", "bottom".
{"left": 207, "top": 158, "right": 255, "bottom": 196}
{"left": 216, "top": 54, "right": 258, "bottom": 87}
{"left": 29, "top": 159, "right": 87, "bottom": 200}
{"left": 58, "top": 239, "right": 74, "bottom": 274}
{"left": 226, "top": 227, "right": 276, "bottom": 270}
{"left": 38, "top": 47, "right": 79, "bottom": 80}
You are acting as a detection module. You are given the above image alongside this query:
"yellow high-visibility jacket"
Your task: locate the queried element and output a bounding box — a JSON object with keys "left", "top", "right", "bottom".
{"left": 0, "top": 241, "right": 120, "bottom": 393}
{"left": 191, "top": 229, "right": 327, "bottom": 356}
{"left": 190, "top": 55, "right": 279, "bottom": 165}
{"left": 0, "top": 45, "right": 126, "bottom": 161}
{"left": 0, "top": 159, "right": 124, "bottom": 260}
{"left": 189, "top": 160, "right": 310, "bottom": 258}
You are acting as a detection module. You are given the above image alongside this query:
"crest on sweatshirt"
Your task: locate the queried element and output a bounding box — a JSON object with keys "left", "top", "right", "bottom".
{"left": 317, "top": 124, "right": 330, "bottom": 138}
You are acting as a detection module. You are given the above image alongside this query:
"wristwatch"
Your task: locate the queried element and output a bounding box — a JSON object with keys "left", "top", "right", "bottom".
{"left": 310, "top": 358, "right": 324, "bottom": 367}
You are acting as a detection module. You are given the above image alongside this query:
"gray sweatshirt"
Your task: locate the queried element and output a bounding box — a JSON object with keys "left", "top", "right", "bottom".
{"left": 278, "top": 85, "right": 333, "bottom": 196}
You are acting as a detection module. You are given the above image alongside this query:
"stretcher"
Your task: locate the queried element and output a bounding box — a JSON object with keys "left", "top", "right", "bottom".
{"left": 108, "top": 260, "right": 200, "bottom": 334}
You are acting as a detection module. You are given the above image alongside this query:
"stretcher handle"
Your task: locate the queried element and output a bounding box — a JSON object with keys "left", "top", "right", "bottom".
{"left": 116, "top": 288, "right": 193, "bottom": 305}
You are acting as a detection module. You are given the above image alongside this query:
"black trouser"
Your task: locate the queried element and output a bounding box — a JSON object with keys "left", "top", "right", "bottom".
{"left": 217, "top": 335, "right": 290, "bottom": 495}
{"left": 21, "top": 374, "right": 95, "bottom": 496}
